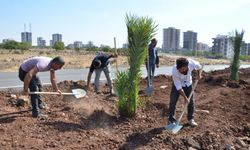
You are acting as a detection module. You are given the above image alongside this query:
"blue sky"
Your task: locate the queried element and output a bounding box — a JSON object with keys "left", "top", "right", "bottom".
{"left": 0, "top": 0, "right": 250, "bottom": 47}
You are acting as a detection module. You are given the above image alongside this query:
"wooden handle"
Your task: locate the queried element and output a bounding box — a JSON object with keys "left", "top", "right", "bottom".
{"left": 29, "top": 91, "right": 74, "bottom": 95}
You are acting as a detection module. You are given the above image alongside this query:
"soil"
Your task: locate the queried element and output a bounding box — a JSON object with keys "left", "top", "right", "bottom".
{"left": 0, "top": 66, "right": 250, "bottom": 149}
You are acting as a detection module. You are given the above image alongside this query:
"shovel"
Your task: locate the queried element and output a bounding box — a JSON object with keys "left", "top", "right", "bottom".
{"left": 166, "top": 65, "right": 203, "bottom": 134}
{"left": 29, "top": 88, "right": 86, "bottom": 99}
{"left": 145, "top": 53, "right": 153, "bottom": 96}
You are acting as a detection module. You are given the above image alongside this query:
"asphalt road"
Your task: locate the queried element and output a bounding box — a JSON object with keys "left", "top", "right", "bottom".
{"left": 1, "top": 65, "right": 249, "bottom": 90}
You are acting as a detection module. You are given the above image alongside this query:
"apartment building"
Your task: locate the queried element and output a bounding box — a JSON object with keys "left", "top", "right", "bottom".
{"left": 197, "top": 42, "right": 209, "bottom": 51}
{"left": 74, "top": 41, "right": 83, "bottom": 49}
{"left": 51, "top": 33, "right": 62, "bottom": 46}
{"left": 212, "top": 35, "right": 233, "bottom": 58}
{"left": 183, "top": 30, "right": 197, "bottom": 50}
{"left": 162, "top": 27, "right": 180, "bottom": 52}
{"left": 21, "top": 32, "right": 32, "bottom": 45}
{"left": 37, "top": 37, "right": 46, "bottom": 48}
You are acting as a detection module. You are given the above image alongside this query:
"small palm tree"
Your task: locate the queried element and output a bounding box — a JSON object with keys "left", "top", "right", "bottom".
{"left": 115, "top": 14, "right": 157, "bottom": 117}
{"left": 230, "top": 30, "right": 244, "bottom": 81}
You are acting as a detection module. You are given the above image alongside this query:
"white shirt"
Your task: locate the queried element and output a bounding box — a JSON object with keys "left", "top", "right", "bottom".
{"left": 172, "top": 59, "right": 201, "bottom": 90}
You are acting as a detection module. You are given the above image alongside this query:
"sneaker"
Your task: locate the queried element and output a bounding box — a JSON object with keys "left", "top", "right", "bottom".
{"left": 109, "top": 89, "right": 116, "bottom": 96}
{"left": 188, "top": 119, "right": 198, "bottom": 127}
{"left": 36, "top": 113, "right": 48, "bottom": 118}
{"left": 38, "top": 103, "right": 49, "bottom": 110}
{"left": 32, "top": 112, "right": 48, "bottom": 118}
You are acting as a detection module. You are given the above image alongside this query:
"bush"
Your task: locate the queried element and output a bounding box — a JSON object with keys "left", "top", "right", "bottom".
{"left": 53, "top": 42, "right": 65, "bottom": 50}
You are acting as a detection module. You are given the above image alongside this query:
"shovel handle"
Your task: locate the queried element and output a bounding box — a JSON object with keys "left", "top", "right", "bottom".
{"left": 29, "top": 91, "right": 74, "bottom": 95}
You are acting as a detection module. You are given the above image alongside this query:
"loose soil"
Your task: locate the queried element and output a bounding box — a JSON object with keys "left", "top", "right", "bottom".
{"left": 0, "top": 67, "right": 250, "bottom": 149}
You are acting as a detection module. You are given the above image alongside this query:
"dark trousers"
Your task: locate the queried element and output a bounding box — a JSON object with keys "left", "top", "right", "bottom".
{"left": 145, "top": 62, "right": 155, "bottom": 86}
{"left": 168, "top": 83, "right": 195, "bottom": 122}
{"left": 19, "top": 67, "right": 43, "bottom": 116}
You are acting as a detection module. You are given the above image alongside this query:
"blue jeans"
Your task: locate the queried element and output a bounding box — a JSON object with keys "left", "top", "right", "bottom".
{"left": 94, "top": 66, "right": 112, "bottom": 92}
{"left": 19, "top": 67, "right": 43, "bottom": 117}
{"left": 168, "top": 83, "right": 195, "bottom": 122}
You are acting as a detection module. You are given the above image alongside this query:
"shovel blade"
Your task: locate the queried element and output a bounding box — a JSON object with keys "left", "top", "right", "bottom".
{"left": 165, "top": 122, "right": 183, "bottom": 134}
{"left": 145, "top": 86, "right": 153, "bottom": 96}
{"left": 72, "top": 89, "right": 86, "bottom": 99}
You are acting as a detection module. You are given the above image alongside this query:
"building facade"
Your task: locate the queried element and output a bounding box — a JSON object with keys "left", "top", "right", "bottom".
{"left": 197, "top": 42, "right": 209, "bottom": 51}
{"left": 73, "top": 41, "right": 83, "bottom": 49}
{"left": 51, "top": 33, "right": 62, "bottom": 46}
{"left": 37, "top": 37, "right": 46, "bottom": 48}
{"left": 162, "top": 27, "right": 180, "bottom": 52}
{"left": 212, "top": 35, "right": 233, "bottom": 58}
{"left": 21, "top": 32, "right": 32, "bottom": 45}
{"left": 242, "top": 43, "right": 250, "bottom": 55}
{"left": 183, "top": 30, "right": 197, "bottom": 50}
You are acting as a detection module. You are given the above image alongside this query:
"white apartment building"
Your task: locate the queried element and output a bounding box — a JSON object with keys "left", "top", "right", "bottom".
{"left": 197, "top": 42, "right": 209, "bottom": 51}
{"left": 212, "top": 35, "right": 233, "bottom": 59}
{"left": 37, "top": 37, "right": 46, "bottom": 48}
{"left": 74, "top": 41, "right": 83, "bottom": 49}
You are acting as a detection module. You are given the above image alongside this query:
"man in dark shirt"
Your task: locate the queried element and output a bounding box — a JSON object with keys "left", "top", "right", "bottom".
{"left": 145, "top": 38, "right": 159, "bottom": 86}
{"left": 86, "top": 53, "right": 117, "bottom": 94}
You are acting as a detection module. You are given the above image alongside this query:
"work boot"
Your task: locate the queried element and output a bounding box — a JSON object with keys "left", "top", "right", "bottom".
{"left": 188, "top": 119, "right": 198, "bottom": 127}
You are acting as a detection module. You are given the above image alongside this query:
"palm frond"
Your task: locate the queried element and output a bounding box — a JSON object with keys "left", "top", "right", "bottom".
{"left": 230, "top": 29, "right": 244, "bottom": 80}
{"left": 114, "top": 13, "right": 158, "bottom": 116}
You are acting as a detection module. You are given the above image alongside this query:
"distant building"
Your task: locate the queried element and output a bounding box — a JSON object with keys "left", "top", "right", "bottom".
{"left": 67, "top": 44, "right": 74, "bottom": 49}
{"left": 122, "top": 43, "right": 128, "bottom": 49}
{"left": 51, "top": 33, "right": 62, "bottom": 46}
{"left": 246, "top": 43, "right": 250, "bottom": 55}
{"left": 21, "top": 32, "right": 32, "bottom": 45}
{"left": 242, "top": 42, "right": 250, "bottom": 55}
{"left": 212, "top": 35, "right": 233, "bottom": 59}
{"left": 162, "top": 27, "right": 180, "bottom": 52}
{"left": 74, "top": 41, "right": 83, "bottom": 49}
{"left": 183, "top": 30, "right": 197, "bottom": 50}
{"left": 197, "top": 42, "right": 209, "bottom": 51}
{"left": 37, "top": 37, "right": 46, "bottom": 48}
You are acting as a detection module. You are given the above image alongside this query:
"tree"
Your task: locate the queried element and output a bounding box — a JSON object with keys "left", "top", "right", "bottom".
{"left": 100, "top": 45, "right": 111, "bottom": 52}
{"left": 18, "top": 42, "right": 31, "bottom": 50}
{"left": 3, "top": 40, "right": 19, "bottom": 49}
{"left": 230, "top": 30, "right": 244, "bottom": 81}
{"left": 114, "top": 14, "right": 157, "bottom": 116}
{"left": 53, "top": 42, "right": 65, "bottom": 50}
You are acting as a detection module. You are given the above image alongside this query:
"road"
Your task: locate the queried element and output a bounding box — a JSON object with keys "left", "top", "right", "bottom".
{"left": 1, "top": 64, "right": 250, "bottom": 90}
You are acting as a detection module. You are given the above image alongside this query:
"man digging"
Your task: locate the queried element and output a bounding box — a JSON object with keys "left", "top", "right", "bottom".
{"left": 167, "top": 57, "right": 202, "bottom": 127}
{"left": 86, "top": 53, "right": 117, "bottom": 95}
{"left": 19, "top": 56, "right": 65, "bottom": 118}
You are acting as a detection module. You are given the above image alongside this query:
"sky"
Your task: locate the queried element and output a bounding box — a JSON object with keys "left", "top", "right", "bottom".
{"left": 0, "top": 0, "right": 250, "bottom": 48}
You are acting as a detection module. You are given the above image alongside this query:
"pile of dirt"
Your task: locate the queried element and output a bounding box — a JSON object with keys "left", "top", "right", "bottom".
{"left": 0, "top": 67, "right": 249, "bottom": 149}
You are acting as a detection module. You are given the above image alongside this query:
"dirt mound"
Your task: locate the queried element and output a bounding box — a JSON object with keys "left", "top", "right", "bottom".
{"left": 0, "top": 68, "right": 250, "bottom": 149}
